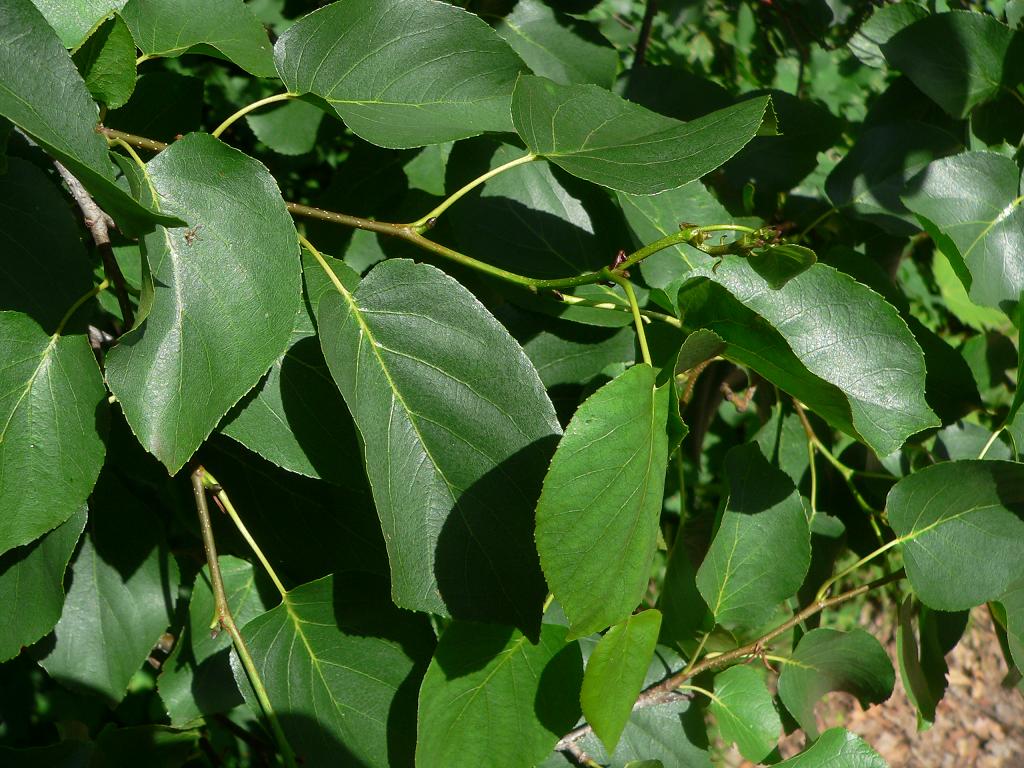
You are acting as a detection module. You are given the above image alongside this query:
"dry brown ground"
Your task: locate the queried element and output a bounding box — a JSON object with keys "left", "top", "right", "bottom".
{"left": 721, "top": 607, "right": 1024, "bottom": 767}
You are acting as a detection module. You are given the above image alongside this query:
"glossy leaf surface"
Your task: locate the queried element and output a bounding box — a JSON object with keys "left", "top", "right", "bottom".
{"left": 512, "top": 76, "right": 774, "bottom": 195}
{"left": 308, "top": 254, "right": 559, "bottom": 627}
{"left": 774, "top": 728, "right": 887, "bottom": 768}
{"left": 105, "top": 133, "right": 301, "bottom": 474}
{"left": 274, "top": 0, "right": 527, "bottom": 148}
{"left": 887, "top": 460, "right": 1024, "bottom": 610}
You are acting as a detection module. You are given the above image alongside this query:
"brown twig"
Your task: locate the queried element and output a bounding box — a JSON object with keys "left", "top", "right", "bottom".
{"left": 53, "top": 161, "right": 135, "bottom": 329}
{"left": 555, "top": 569, "right": 905, "bottom": 751}
{"left": 97, "top": 125, "right": 169, "bottom": 152}
{"left": 633, "top": 0, "right": 659, "bottom": 66}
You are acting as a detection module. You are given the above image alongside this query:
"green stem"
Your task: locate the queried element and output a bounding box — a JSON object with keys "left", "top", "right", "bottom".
{"left": 978, "top": 427, "right": 1005, "bottom": 459}
{"left": 408, "top": 152, "right": 536, "bottom": 231}
{"left": 613, "top": 274, "right": 652, "bottom": 366}
{"left": 617, "top": 227, "right": 697, "bottom": 272}
{"left": 191, "top": 467, "right": 297, "bottom": 768}
{"left": 202, "top": 470, "right": 288, "bottom": 599}
{"left": 212, "top": 92, "right": 295, "bottom": 139}
{"left": 676, "top": 684, "right": 721, "bottom": 705}
{"left": 55, "top": 279, "right": 109, "bottom": 335}
{"left": 135, "top": 53, "right": 151, "bottom": 66}
{"left": 814, "top": 538, "right": 900, "bottom": 602}
{"left": 556, "top": 292, "right": 682, "bottom": 327}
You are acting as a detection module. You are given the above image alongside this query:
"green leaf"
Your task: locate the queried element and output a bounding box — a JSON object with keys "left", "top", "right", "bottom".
{"left": 887, "top": 460, "right": 1024, "bottom": 610}
{"left": 535, "top": 364, "right": 672, "bottom": 638}
{"left": 0, "top": 0, "right": 170, "bottom": 230}
{"left": 523, "top": 324, "right": 636, "bottom": 388}
{"left": 657, "top": 534, "right": 711, "bottom": 649}
{"left": 246, "top": 98, "right": 323, "bottom": 156}
{"left": 28, "top": 0, "right": 126, "bottom": 48}
{"left": 0, "top": 507, "right": 87, "bottom": 662}
{"left": 882, "top": 11, "right": 1023, "bottom": 118}
{"left": 158, "top": 556, "right": 272, "bottom": 727}
{"left": 91, "top": 724, "right": 200, "bottom": 767}
{"left": 773, "top": 728, "right": 887, "bottom": 768}
{"left": 72, "top": 14, "right": 136, "bottom": 109}
{"left": 274, "top": 0, "right": 527, "bottom": 148}
{"left": 746, "top": 244, "right": 817, "bottom": 289}
{"left": 512, "top": 76, "right": 774, "bottom": 195}
{"left": 696, "top": 443, "right": 810, "bottom": 628}
{"left": 615, "top": 182, "right": 733, "bottom": 290}
{"left": 104, "top": 133, "right": 301, "bottom": 474}
{"left": 417, "top": 622, "right": 583, "bottom": 768}
{"left": 676, "top": 260, "right": 938, "bottom": 456}
{"left": 825, "top": 121, "right": 961, "bottom": 235}
{"left": 0, "top": 312, "right": 107, "bottom": 555}
{"left": 307, "top": 254, "right": 559, "bottom": 627}
{"left": 778, "top": 628, "right": 894, "bottom": 739}
{"left": 495, "top": 0, "right": 617, "bottom": 87}
{"left": 238, "top": 573, "right": 435, "bottom": 768}
{"left": 848, "top": 2, "right": 928, "bottom": 68}
{"left": 448, "top": 138, "right": 628, "bottom": 281}
{"left": 0, "top": 158, "right": 95, "bottom": 332}
{"left": 998, "top": 576, "right": 1024, "bottom": 671}
{"left": 105, "top": 70, "right": 204, "bottom": 143}
{"left": 570, "top": 698, "right": 712, "bottom": 768}
{"left": 931, "top": 249, "right": 1013, "bottom": 332}
{"left": 581, "top": 610, "right": 662, "bottom": 753}
{"left": 34, "top": 472, "right": 180, "bottom": 706}
{"left": 675, "top": 329, "right": 726, "bottom": 377}
{"left": 202, "top": 438, "right": 386, "bottom": 584}
{"left": 896, "top": 597, "right": 968, "bottom": 730}
{"left": 710, "top": 665, "right": 782, "bottom": 763}
{"left": 220, "top": 300, "right": 359, "bottom": 484}
{"left": 0, "top": 740, "right": 94, "bottom": 767}
{"left": 902, "top": 151, "right": 1024, "bottom": 310}
{"left": 120, "top": 0, "right": 275, "bottom": 77}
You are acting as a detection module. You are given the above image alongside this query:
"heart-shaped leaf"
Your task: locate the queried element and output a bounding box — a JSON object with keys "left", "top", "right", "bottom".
{"left": 774, "top": 728, "right": 887, "bottom": 767}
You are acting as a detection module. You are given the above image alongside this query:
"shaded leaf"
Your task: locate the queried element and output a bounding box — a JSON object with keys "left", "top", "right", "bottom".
{"left": 512, "top": 76, "right": 774, "bottom": 195}
{"left": 72, "top": 14, "right": 136, "bottom": 109}
{"left": 675, "top": 329, "right": 725, "bottom": 377}
{"left": 307, "top": 254, "right": 559, "bottom": 628}
{"left": 0, "top": 158, "right": 94, "bottom": 332}
{"left": 220, "top": 300, "right": 359, "bottom": 484}
{"left": 105, "top": 71, "right": 204, "bottom": 143}
{"left": 523, "top": 323, "right": 635, "bottom": 388}
{"left": 34, "top": 472, "right": 180, "bottom": 706}
{"left": 121, "top": 0, "right": 275, "bottom": 77}
{"left": 158, "top": 556, "right": 272, "bottom": 727}
{"left": 91, "top": 724, "right": 199, "bottom": 767}
{"left": 882, "top": 11, "right": 1023, "bottom": 118}
{"left": 887, "top": 460, "right": 1024, "bottom": 610}
{"left": 238, "top": 573, "right": 435, "bottom": 768}
{"left": 896, "top": 597, "right": 968, "bottom": 730}
{"left": 676, "top": 260, "right": 938, "bottom": 456}
{"left": 246, "top": 98, "right": 323, "bottom": 156}
{"left": 535, "top": 364, "right": 672, "bottom": 638}
{"left": 710, "top": 665, "right": 781, "bottom": 763}
{"left": 696, "top": 443, "right": 810, "bottom": 628}
{"left": 496, "top": 0, "right": 617, "bottom": 87}
{"left": 774, "top": 728, "right": 887, "bottom": 768}
{"left": 274, "top": 0, "right": 527, "bottom": 148}
{"left": 0, "top": 0, "right": 170, "bottom": 229}
{"left": 417, "top": 622, "right": 582, "bottom": 768}
{"left": 849, "top": 2, "right": 929, "bottom": 68}
{"left": 657, "top": 535, "right": 711, "bottom": 649}
{"left": 999, "top": 576, "right": 1024, "bottom": 671}
{"left": 0, "top": 507, "right": 87, "bottom": 662}
{"left": 105, "top": 133, "right": 301, "bottom": 474}
{"left": 0, "top": 312, "right": 107, "bottom": 555}
{"left": 902, "top": 151, "right": 1024, "bottom": 310}
{"left": 582, "top": 610, "right": 662, "bottom": 753}
{"left": 778, "top": 628, "right": 894, "bottom": 739}
{"left": 746, "top": 244, "right": 816, "bottom": 289}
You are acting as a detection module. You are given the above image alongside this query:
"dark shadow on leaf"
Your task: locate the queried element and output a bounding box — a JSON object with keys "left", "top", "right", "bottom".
{"left": 434, "top": 437, "right": 558, "bottom": 639}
